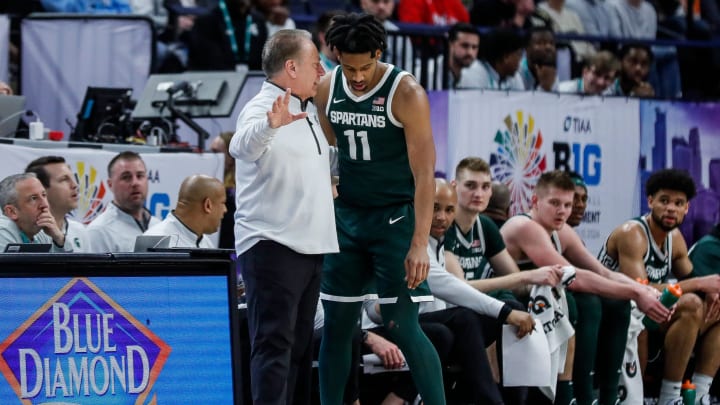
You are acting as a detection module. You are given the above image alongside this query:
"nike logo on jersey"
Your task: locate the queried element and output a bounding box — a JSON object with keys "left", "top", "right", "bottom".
{"left": 332, "top": 97, "right": 346, "bottom": 104}
{"left": 388, "top": 216, "right": 405, "bottom": 225}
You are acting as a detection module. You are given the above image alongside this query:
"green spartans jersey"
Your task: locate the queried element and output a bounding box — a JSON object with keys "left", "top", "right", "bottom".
{"left": 327, "top": 65, "right": 414, "bottom": 207}
{"left": 598, "top": 216, "right": 672, "bottom": 283}
{"left": 689, "top": 226, "right": 720, "bottom": 277}
{"left": 444, "top": 215, "right": 505, "bottom": 280}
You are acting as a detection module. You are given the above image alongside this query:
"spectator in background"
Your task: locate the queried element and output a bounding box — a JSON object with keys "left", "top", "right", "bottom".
{"left": 558, "top": 50, "right": 619, "bottom": 93}
{"left": 446, "top": 23, "right": 482, "bottom": 88}
{"left": 314, "top": 10, "right": 345, "bottom": 73}
{"left": 518, "top": 26, "right": 559, "bottom": 90}
{"left": 0, "top": 173, "right": 72, "bottom": 253}
{"left": 538, "top": 0, "right": 596, "bottom": 62}
{"left": 398, "top": 0, "right": 470, "bottom": 26}
{"left": 135, "top": 0, "right": 215, "bottom": 72}
{"left": 86, "top": 151, "right": 159, "bottom": 252}
{"left": 209, "top": 131, "right": 236, "bottom": 250}
{"left": 459, "top": 28, "right": 526, "bottom": 90}
{"left": 608, "top": 0, "right": 657, "bottom": 38}
{"left": 187, "top": 0, "right": 268, "bottom": 70}
{"left": 25, "top": 156, "right": 90, "bottom": 252}
{"left": 360, "top": 0, "right": 414, "bottom": 69}
{"left": 252, "top": 0, "right": 295, "bottom": 36}
{"left": 604, "top": 43, "right": 655, "bottom": 96}
{"left": 144, "top": 174, "right": 226, "bottom": 248}
{"left": 529, "top": 51, "right": 559, "bottom": 90}
{"left": 565, "top": 0, "right": 621, "bottom": 37}
{"left": 607, "top": 0, "right": 685, "bottom": 99}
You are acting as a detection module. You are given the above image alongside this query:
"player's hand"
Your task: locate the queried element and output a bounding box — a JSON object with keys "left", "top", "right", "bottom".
{"left": 704, "top": 293, "right": 720, "bottom": 324}
{"left": 636, "top": 286, "right": 671, "bottom": 324}
{"left": 266, "top": 88, "right": 307, "bottom": 129}
{"left": 404, "top": 243, "right": 429, "bottom": 289}
{"left": 36, "top": 208, "right": 64, "bottom": 246}
{"left": 366, "top": 332, "right": 405, "bottom": 369}
{"left": 698, "top": 274, "right": 720, "bottom": 294}
{"left": 527, "top": 265, "right": 564, "bottom": 286}
{"left": 506, "top": 310, "right": 535, "bottom": 338}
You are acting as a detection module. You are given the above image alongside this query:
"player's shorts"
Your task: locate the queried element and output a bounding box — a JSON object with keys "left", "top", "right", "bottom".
{"left": 320, "top": 198, "right": 432, "bottom": 304}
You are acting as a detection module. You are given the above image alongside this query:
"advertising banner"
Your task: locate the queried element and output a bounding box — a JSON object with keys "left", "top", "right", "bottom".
{"left": 0, "top": 274, "right": 235, "bottom": 404}
{"left": 447, "top": 90, "right": 641, "bottom": 254}
{"left": 0, "top": 144, "right": 224, "bottom": 225}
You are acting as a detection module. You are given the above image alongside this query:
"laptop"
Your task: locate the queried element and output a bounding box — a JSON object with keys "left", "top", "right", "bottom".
{"left": 0, "top": 95, "right": 26, "bottom": 138}
{"left": 4, "top": 243, "right": 52, "bottom": 253}
{"left": 133, "top": 235, "right": 173, "bottom": 252}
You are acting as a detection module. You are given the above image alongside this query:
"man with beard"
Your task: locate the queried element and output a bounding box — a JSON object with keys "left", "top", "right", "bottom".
{"left": 461, "top": 28, "right": 526, "bottom": 90}
{"left": 518, "top": 26, "right": 558, "bottom": 91}
{"left": 603, "top": 43, "right": 655, "bottom": 97}
{"left": 447, "top": 23, "right": 481, "bottom": 89}
{"left": 598, "top": 169, "right": 720, "bottom": 405}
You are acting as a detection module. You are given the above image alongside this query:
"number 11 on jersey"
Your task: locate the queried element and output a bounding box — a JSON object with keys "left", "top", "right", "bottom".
{"left": 344, "top": 129, "right": 371, "bottom": 161}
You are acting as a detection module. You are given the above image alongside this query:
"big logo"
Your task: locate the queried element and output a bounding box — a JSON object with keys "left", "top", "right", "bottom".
{"left": 489, "top": 111, "right": 547, "bottom": 216}
{"left": 0, "top": 278, "right": 170, "bottom": 404}
{"left": 73, "top": 161, "right": 108, "bottom": 225}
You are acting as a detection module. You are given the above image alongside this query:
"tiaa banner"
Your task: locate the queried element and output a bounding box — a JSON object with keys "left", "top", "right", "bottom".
{"left": 447, "top": 90, "right": 640, "bottom": 255}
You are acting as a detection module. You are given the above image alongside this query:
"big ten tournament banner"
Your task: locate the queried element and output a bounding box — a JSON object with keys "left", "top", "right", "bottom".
{"left": 0, "top": 144, "right": 224, "bottom": 232}
{"left": 639, "top": 100, "right": 720, "bottom": 247}
{"left": 0, "top": 275, "right": 235, "bottom": 404}
{"left": 447, "top": 90, "right": 640, "bottom": 254}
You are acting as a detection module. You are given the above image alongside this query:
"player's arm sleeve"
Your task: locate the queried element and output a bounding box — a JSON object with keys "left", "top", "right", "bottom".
{"left": 426, "top": 245, "right": 507, "bottom": 318}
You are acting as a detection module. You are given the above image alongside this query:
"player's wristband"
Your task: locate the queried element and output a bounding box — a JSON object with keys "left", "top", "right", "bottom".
{"left": 498, "top": 304, "right": 513, "bottom": 324}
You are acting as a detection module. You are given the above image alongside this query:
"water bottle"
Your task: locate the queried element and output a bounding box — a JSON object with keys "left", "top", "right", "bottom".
{"left": 642, "top": 284, "right": 682, "bottom": 330}
{"left": 681, "top": 380, "right": 696, "bottom": 405}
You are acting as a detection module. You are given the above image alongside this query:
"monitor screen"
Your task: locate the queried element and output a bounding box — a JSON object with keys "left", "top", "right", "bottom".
{"left": 131, "top": 69, "right": 246, "bottom": 120}
{"left": 0, "top": 253, "right": 240, "bottom": 404}
{"left": 0, "top": 95, "right": 26, "bottom": 138}
{"left": 71, "top": 87, "right": 133, "bottom": 142}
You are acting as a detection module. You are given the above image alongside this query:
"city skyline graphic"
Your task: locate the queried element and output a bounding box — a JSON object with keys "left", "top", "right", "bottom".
{"left": 639, "top": 102, "right": 720, "bottom": 245}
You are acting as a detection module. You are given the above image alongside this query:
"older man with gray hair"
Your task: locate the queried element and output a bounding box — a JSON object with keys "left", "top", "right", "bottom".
{"left": 0, "top": 173, "right": 72, "bottom": 252}
{"left": 230, "top": 29, "right": 338, "bottom": 405}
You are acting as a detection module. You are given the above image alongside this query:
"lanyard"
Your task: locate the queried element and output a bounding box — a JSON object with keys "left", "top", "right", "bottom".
{"left": 218, "top": 0, "right": 251, "bottom": 63}
{"left": 482, "top": 61, "right": 497, "bottom": 89}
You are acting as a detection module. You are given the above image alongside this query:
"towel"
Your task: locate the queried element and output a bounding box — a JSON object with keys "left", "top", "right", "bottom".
{"left": 529, "top": 266, "right": 576, "bottom": 401}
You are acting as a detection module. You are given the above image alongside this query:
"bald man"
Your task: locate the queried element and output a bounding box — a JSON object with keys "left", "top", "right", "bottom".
{"left": 144, "top": 175, "right": 227, "bottom": 248}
